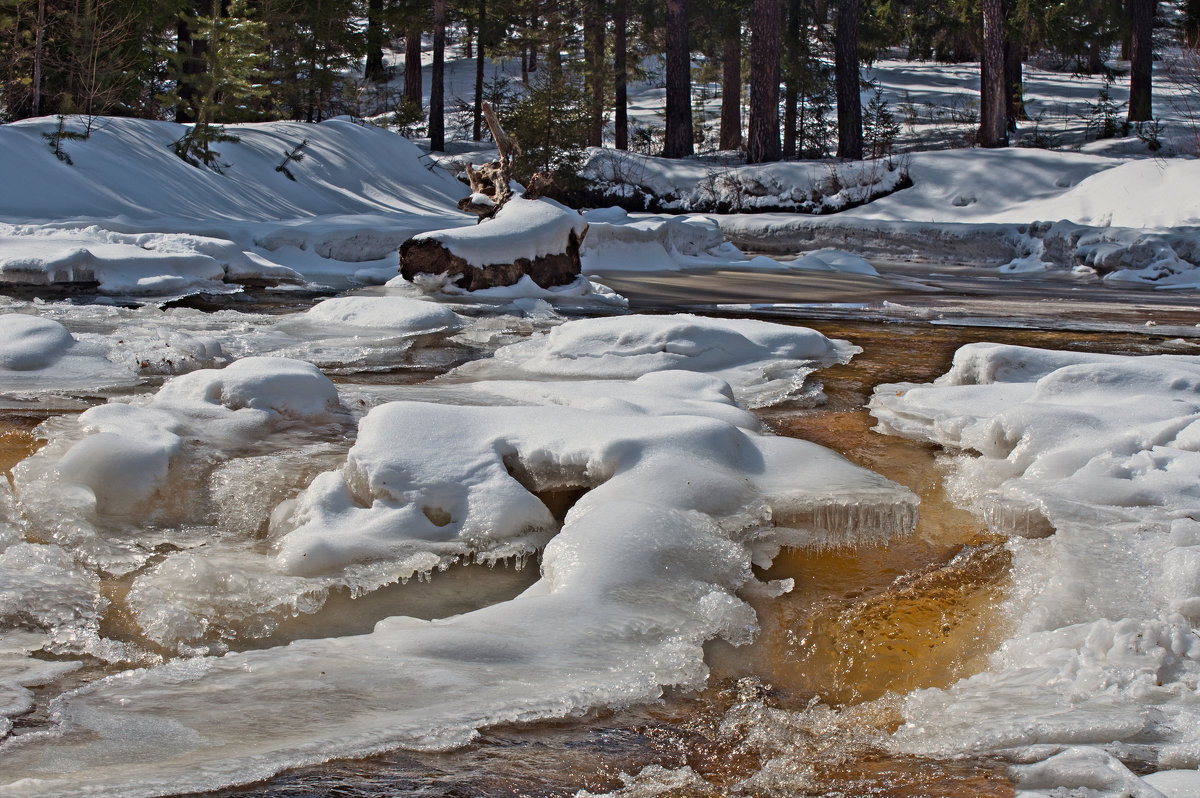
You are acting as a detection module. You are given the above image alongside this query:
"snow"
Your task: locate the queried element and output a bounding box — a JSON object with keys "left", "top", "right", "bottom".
{"left": 870, "top": 343, "right": 1200, "bottom": 789}
{"left": 413, "top": 196, "right": 588, "bottom": 268}
{"left": 0, "top": 316, "right": 917, "bottom": 796}
{"left": 445, "top": 313, "right": 860, "bottom": 408}
{"left": 0, "top": 117, "right": 471, "bottom": 297}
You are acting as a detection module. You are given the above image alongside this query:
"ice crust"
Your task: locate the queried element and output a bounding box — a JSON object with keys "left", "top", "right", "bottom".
{"left": 870, "top": 343, "right": 1200, "bottom": 785}
{"left": 0, "top": 314, "right": 918, "bottom": 796}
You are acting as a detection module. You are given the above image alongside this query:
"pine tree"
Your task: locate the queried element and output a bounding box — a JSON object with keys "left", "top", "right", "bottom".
{"left": 1127, "top": 0, "right": 1153, "bottom": 122}
{"left": 163, "top": 0, "right": 267, "bottom": 170}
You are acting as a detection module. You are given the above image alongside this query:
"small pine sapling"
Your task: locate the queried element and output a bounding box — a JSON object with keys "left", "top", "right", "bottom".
{"left": 42, "top": 116, "right": 88, "bottom": 165}
{"left": 275, "top": 139, "right": 309, "bottom": 181}
{"left": 864, "top": 85, "right": 900, "bottom": 159}
{"left": 1086, "top": 78, "right": 1130, "bottom": 140}
{"left": 1134, "top": 119, "right": 1164, "bottom": 151}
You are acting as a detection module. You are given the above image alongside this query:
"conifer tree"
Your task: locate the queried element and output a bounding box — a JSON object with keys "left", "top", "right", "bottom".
{"left": 663, "top": 0, "right": 694, "bottom": 157}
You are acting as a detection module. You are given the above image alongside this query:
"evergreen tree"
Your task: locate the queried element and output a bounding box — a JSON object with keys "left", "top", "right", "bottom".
{"left": 979, "top": 0, "right": 1007, "bottom": 146}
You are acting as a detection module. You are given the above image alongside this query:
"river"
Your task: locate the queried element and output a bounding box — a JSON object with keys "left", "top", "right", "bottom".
{"left": 1, "top": 266, "right": 1197, "bottom": 797}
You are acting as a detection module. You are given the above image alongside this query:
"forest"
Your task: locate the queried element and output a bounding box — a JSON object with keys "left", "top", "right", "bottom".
{"left": 0, "top": 0, "right": 1188, "bottom": 172}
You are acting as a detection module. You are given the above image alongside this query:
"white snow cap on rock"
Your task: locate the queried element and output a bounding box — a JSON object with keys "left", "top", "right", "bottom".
{"left": 413, "top": 197, "right": 587, "bottom": 269}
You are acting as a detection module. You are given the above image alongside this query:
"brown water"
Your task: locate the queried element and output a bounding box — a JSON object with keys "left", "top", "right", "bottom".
{"left": 8, "top": 319, "right": 1195, "bottom": 798}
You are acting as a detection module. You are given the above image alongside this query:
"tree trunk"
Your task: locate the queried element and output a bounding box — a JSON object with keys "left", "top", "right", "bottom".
{"left": 1128, "top": 0, "right": 1153, "bottom": 122}
{"left": 614, "top": 0, "right": 629, "bottom": 149}
{"left": 584, "top": 0, "right": 605, "bottom": 147}
{"left": 474, "top": 0, "right": 486, "bottom": 141}
{"left": 979, "top": 0, "right": 1007, "bottom": 147}
{"left": 176, "top": 2, "right": 210, "bottom": 124}
{"left": 365, "top": 0, "right": 386, "bottom": 82}
{"left": 747, "top": 0, "right": 781, "bottom": 163}
{"left": 663, "top": 0, "right": 694, "bottom": 158}
{"left": 782, "top": 0, "right": 801, "bottom": 157}
{"left": 1005, "top": 40, "right": 1026, "bottom": 126}
{"left": 404, "top": 28, "right": 422, "bottom": 108}
{"left": 719, "top": 26, "right": 742, "bottom": 150}
{"left": 32, "top": 0, "right": 46, "bottom": 117}
{"left": 430, "top": 0, "right": 446, "bottom": 151}
{"left": 546, "top": 5, "right": 563, "bottom": 76}
{"left": 834, "top": 0, "right": 863, "bottom": 159}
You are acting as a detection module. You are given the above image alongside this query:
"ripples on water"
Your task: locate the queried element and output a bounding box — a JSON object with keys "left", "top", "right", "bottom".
{"left": 3, "top": 319, "right": 1194, "bottom": 798}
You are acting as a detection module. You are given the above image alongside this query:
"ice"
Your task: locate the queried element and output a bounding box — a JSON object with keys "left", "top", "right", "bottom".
{"left": 445, "top": 313, "right": 859, "bottom": 408}
{"left": 0, "top": 318, "right": 918, "bottom": 795}
{"left": 870, "top": 343, "right": 1200, "bottom": 780}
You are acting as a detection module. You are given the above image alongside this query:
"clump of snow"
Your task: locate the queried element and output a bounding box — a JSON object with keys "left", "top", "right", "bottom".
{"left": 411, "top": 197, "right": 587, "bottom": 269}
{"left": 870, "top": 343, "right": 1200, "bottom": 784}
{"left": 0, "top": 314, "right": 73, "bottom": 369}
{"left": 13, "top": 356, "right": 345, "bottom": 571}
{"left": 445, "top": 313, "right": 860, "bottom": 408}
{"left": 296, "top": 295, "right": 463, "bottom": 333}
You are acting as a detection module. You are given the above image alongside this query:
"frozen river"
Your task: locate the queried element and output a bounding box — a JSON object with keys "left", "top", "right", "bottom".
{"left": 1, "top": 268, "right": 1199, "bottom": 798}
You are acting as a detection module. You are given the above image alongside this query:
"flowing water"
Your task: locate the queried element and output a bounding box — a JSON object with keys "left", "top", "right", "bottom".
{"left": 7, "top": 319, "right": 1148, "bottom": 797}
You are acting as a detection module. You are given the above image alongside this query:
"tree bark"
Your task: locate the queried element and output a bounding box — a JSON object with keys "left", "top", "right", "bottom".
{"left": 663, "top": 0, "right": 693, "bottom": 158}
{"left": 1128, "top": 0, "right": 1153, "bottom": 122}
{"left": 719, "top": 25, "right": 742, "bottom": 150}
{"left": 979, "top": 0, "right": 1007, "bottom": 147}
{"left": 32, "top": 0, "right": 46, "bottom": 117}
{"left": 747, "top": 0, "right": 781, "bottom": 163}
{"left": 614, "top": 0, "right": 629, "bottom": 149}
{"left": 474, "top": 0, "right": 486, "bottom": 141}
{"left": 584, "top": 0, "right": 605, "bottom": 147}
{"left": 430, "top": 0, "right": 446, "bottom": 151}
{"left": 783, "top": 0, "right": 801, "bottom": 157}
{"left": 1005, "top": 40, "right": 1026, "bottom": 127}
{"left": 404, "top": 27, "right": 422, "bottom": 108}
{"left": 365, "top": 0, "right": 386, "bottom": 82}
{"left": 834, "top": 0, "right": 863, "bottom": 159}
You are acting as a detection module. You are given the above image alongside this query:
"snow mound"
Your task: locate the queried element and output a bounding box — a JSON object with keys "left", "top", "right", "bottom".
{"left": 300, "top": 295, "right": 463, "bottom": 332}
{"left": 0, "top": 314, "right": 73, "bottom": 369}
{"left": 447, "top": 313, "right": 859, "bottom": 408}
{"left": 870, "top": 343, "right": 1200, "bottom": 781}
{"left": 0, "top": 312, "right": 138, "bottom": 397}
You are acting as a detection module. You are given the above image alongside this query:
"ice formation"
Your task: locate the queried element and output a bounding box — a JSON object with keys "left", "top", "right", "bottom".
{"left": 0, "top": 314, "right": 918, "bottom": 797}
{"left": 870, "top": 343, "right": 1200, "bottom": 787}
{"left": 0, "top": 312, "right": 139, "bottom": 397}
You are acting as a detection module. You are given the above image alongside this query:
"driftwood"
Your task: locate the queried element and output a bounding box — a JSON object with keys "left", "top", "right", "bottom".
{"left": 457, "top": 101, "right": 520, "bottom": 221}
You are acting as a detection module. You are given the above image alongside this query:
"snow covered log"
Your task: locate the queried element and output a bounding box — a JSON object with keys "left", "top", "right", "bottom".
{"left": 399, "top": 197, "right": 587, "bottom": 291}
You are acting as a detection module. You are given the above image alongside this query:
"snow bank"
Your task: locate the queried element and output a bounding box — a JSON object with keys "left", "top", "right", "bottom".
{"left": 0, "top": 116, "right": 471, "bottom": 296}
{"left": 446, "top": 313, "right": 860, "bottom": 408}
{"left": 870, "top": 343, "right": 1200, "bottom": 786}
